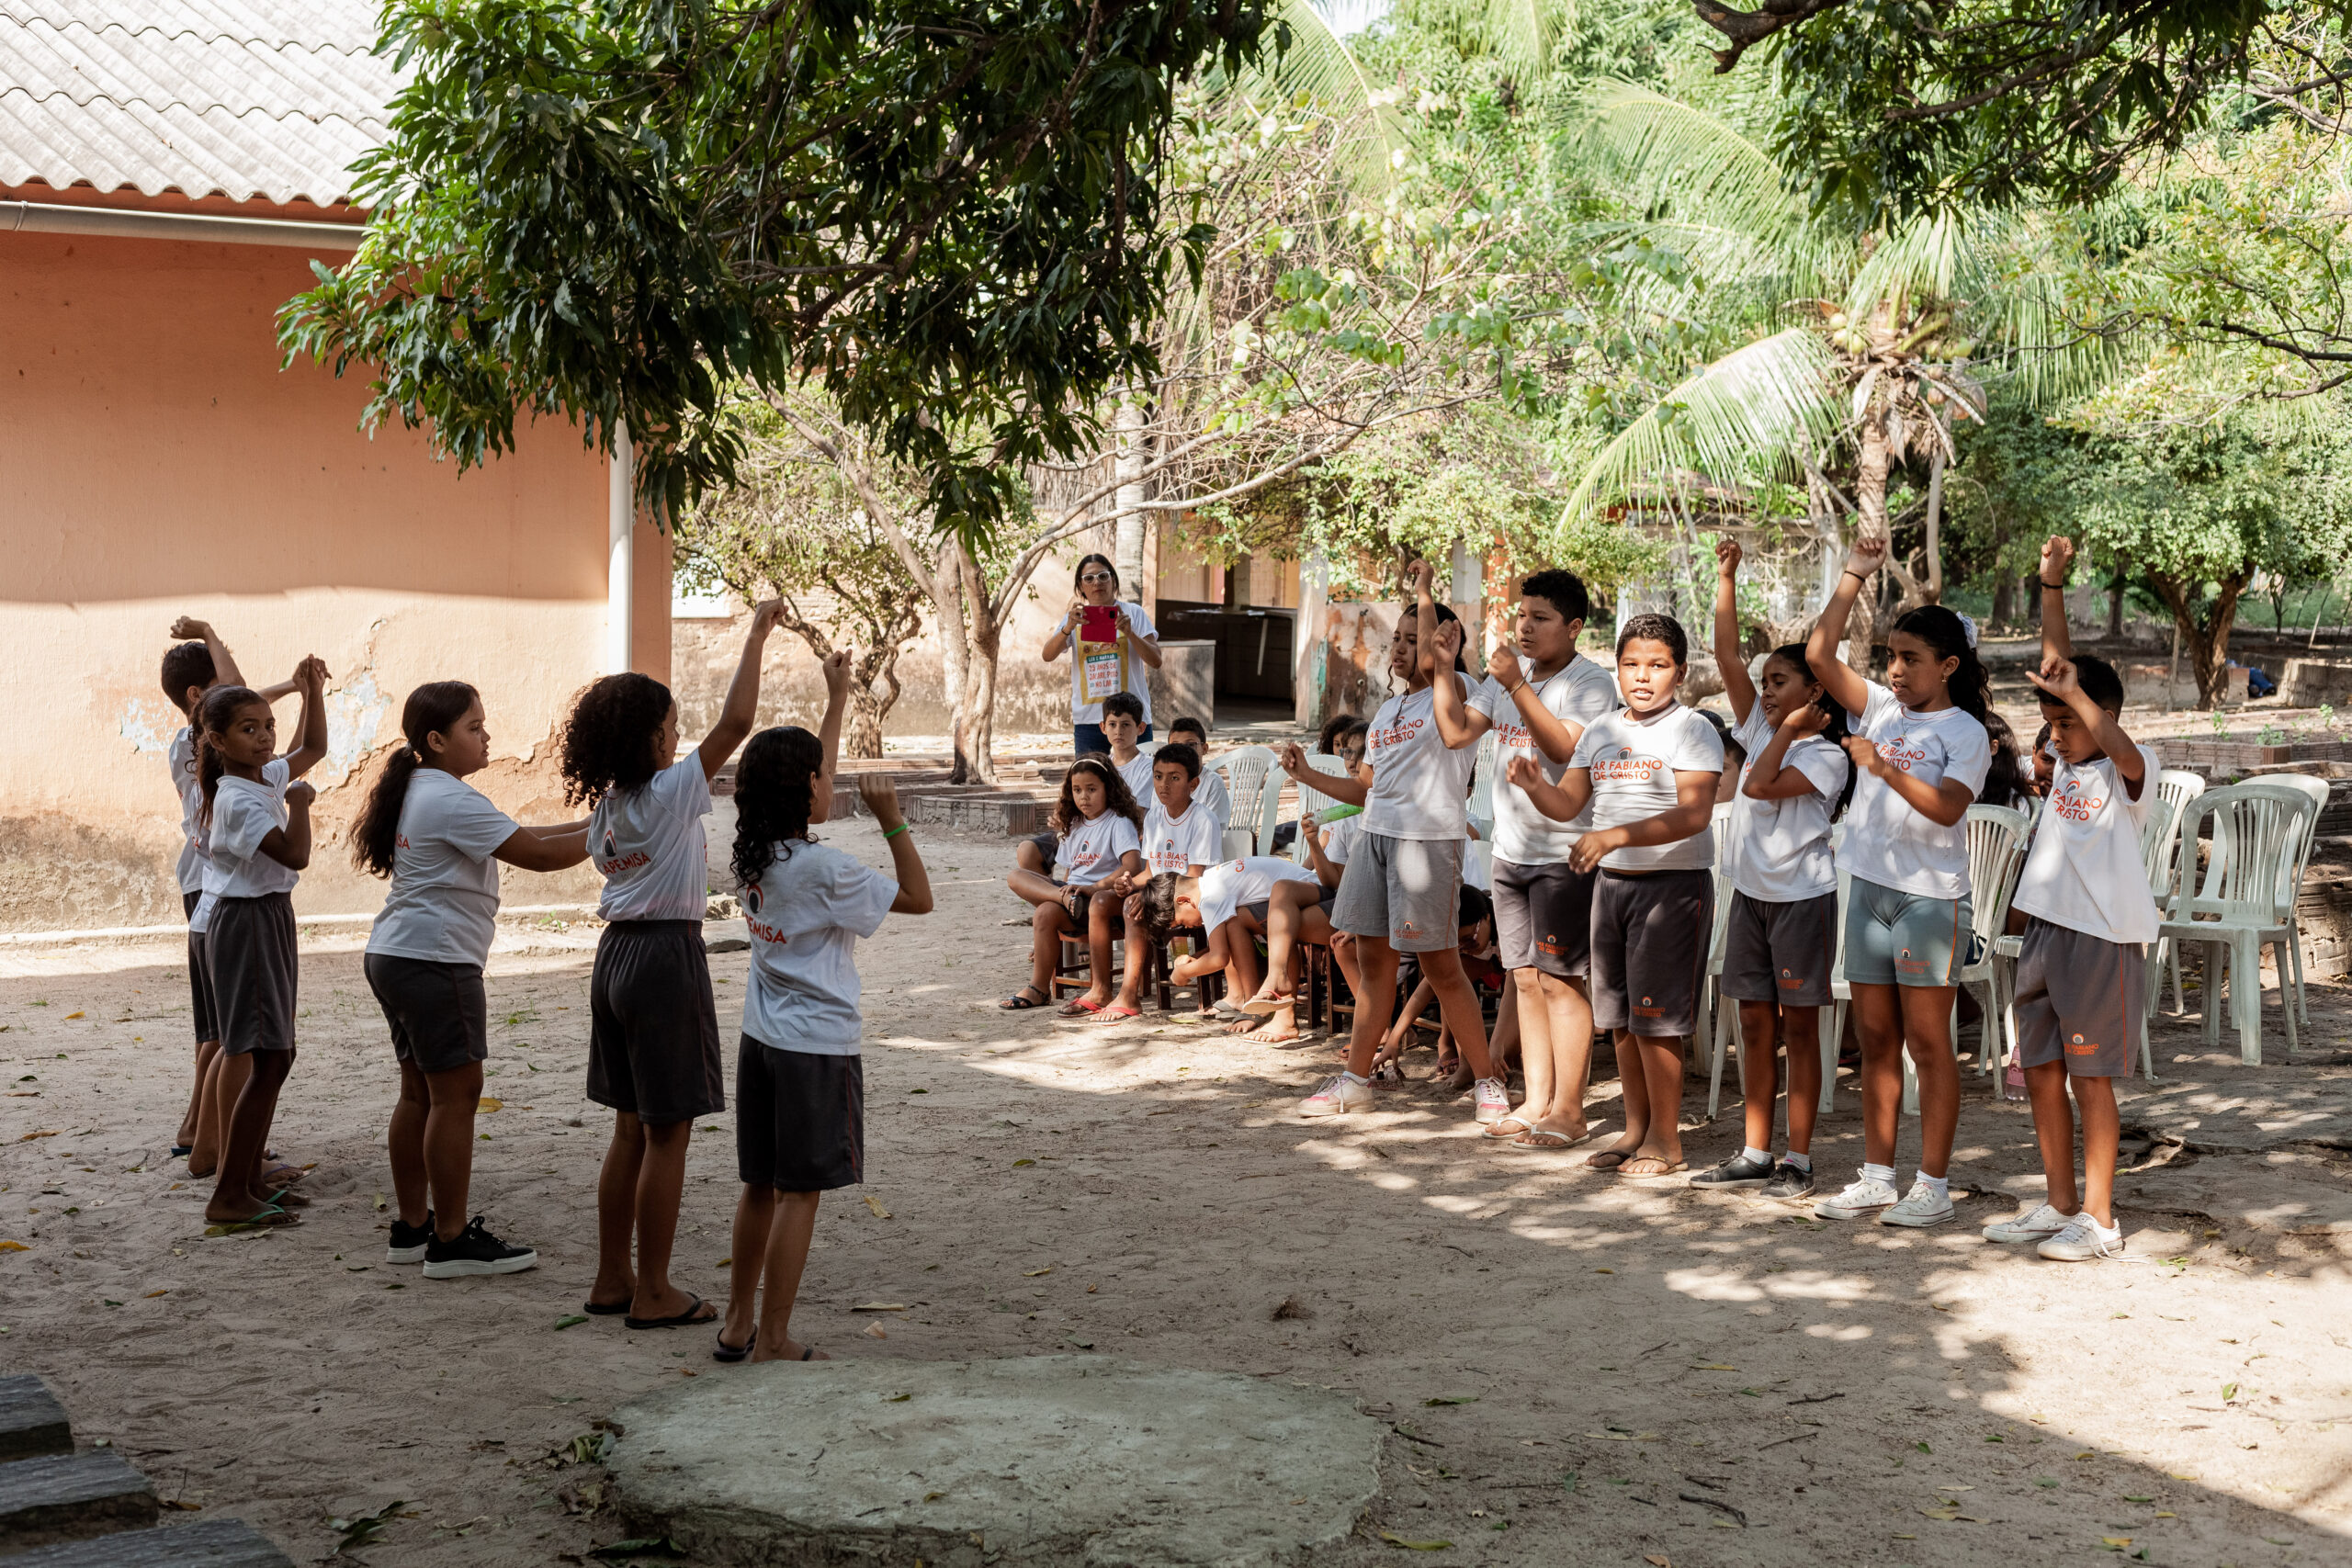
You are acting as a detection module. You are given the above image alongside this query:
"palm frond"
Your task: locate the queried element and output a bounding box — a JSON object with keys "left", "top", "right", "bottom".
{"left": 1561, "top": 325, "right": 1841, "bottom": 522}
{"left": 1217, "top": 0, "right": 1404, "bottom": 191}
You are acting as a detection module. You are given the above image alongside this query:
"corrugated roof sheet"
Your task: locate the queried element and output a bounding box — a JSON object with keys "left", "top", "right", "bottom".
{"left": 0, "top": 1, "right": 399, "bottom": 207}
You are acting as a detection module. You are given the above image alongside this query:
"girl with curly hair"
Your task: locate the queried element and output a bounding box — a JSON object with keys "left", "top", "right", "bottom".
{"left": 560, "top": 601, "right": 839, "bottom": 1330}
{"left": 999, "top": 755, "right": 1145, "bottom": 1014}
{"left": 713, "top": 730, "right": 932, "bottom": 1362}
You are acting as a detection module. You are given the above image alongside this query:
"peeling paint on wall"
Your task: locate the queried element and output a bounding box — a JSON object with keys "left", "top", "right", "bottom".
{"left": 320, "top": 667, "right": 390, "bottom": 789}
{"left": 118, "top": 696, "right": 182, "bottom": 759}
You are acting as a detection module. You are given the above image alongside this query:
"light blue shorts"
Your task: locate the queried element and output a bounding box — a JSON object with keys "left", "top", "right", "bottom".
{"left": 1843, "top": 876, "right": 1973, "bottom": 988}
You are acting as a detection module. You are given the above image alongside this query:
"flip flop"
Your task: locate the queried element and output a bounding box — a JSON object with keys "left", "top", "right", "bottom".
{"left": 1510, "top": 1128, "right": 1588, "bottom": 1151}
{"left": 1056, "top": 998, "right": 1104, "bottom": 1017}
{"left": 1619, "top": 1156, "right": 1689, "bottom": 1179}
{"left": 582, "top": 1300, "right": 630, "bottom": 1316}
{"left": 1482, "top": 1114, "right": 1536, "bottom": 1141}
{"left": 208, "top": 1196, "right": 299, "bottom": 1232}
{"left": 799, "top": 1346, "right": 818, "bottom": 1361}
{"left": 1238, "top": 992, "right": 1294, "bottom": 1018}
{"left": 1584, "top": 1149, "right": 1634, "bottom": 1171}
{"left": 259, "top": 1164, "right": 305, "bottom": 1188}
{"left": 999, "top": 987, "right": 1049, "bottom": 1010}
{"left": 170, "top": 1144, "right": 193, "bottom": 1158}
{"left": 625, "top": 1293, "right": 718, "bottom": 1331}
{"left": 1088, "top": 1006, "right": 1142, "bottom": 1026}
{"left": 712, "top": 1327, "right": 755, "bottom": 1364}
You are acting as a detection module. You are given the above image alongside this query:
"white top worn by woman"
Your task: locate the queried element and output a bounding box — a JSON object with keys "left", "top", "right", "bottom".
{"left": 203, "top": 758, "right": 297, "bottom": 899}
{"left": 1064, "top": 601, "right": 1158, "bottom": 728}
{"left": 741, "top": 840, "right": 899, "bottom": 1055}
{"left": 1567, "top": 705, "right": 1725, "bottom": 873}
{"left": 1724, "top": 708, "right": 1847, "bottom": 903}
{"left": 1057, "top": 813, "right": 1141, "bottom": 889}
{"left": 367, "top": 769, "right": 522, "bottom": 966}
{"left": 168, "top": 727, "right": 209, "bottom": 896}
{"left": 1838, "top": 682, "right": 1993, "bottom": 900}
{"left": 590, "top": 752, "right": 712, "bottom": 923}
{"left": 1364, "top": 682, "right": 1478, "bottom": 841}
{"left": 1143, "top": 802, "right": 1222, "bottom": 876}
{"left": 1468, "top": 652, "right": 1621, "bottom": 855}
{"left": 2010, "top": 745, "right": 2162, "bottom": 946}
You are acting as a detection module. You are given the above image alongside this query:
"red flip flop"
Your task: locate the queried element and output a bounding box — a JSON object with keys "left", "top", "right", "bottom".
{"left": 1088, "top": 1006, "right": 1141, "bottom": 1025}
{"left": 1057, "top": 998, "right": 1104, "bottom": 1017}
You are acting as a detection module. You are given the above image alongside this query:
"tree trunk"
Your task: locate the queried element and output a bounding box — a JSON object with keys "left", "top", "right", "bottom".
{"left": 1990, "top": 572, "right": 2015, "bottom": 630}
{"left": 1114, "top": 392, "right": 1148, "bottom": 598}
{"left": 954, "top": 539, "right": 1001, "bottom": 784}
{"left": 1923, "top": 447, "right": 1944, "bottom": 604}
{"left": 2108, "top": 563, "right": 2125, "bottom": 639}
{"left": 1847, "top": 400, "right": 1893, "bottom": 678}
{"left": 933, "top": 538, "right": 974, "bottom": 782}
{"left": 2151, "top": 571, "right": 2248, "bottom": 709}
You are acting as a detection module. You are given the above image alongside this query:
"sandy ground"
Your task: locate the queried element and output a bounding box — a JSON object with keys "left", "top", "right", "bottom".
{"left": 4, "top": 811, "right": 2351, "bottom": 1566}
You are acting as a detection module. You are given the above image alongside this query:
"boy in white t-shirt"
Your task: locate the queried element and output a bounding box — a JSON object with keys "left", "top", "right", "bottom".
{"left": 1165, "top": 716, "right": 1233, "bottom": 830}
{"left": 1511, "top": 613, "right": 1724, "bottom": 1179}
{"left": 1097, "top": 742, "right": 1224, "bottom": 1023}
{"left": 1983, "top": 536, "right": 2161, "bottom": 1263}
{"left": 1100, "top": 692, "right": 1156, "bottom": 803}
{"left": 1136, "top": 856, "right": 1322, "bottom": 1021}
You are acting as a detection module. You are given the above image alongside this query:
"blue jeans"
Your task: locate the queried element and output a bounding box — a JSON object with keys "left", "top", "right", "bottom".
{"left": 1073, "top": 722, "right": 1151, "bottom": 757}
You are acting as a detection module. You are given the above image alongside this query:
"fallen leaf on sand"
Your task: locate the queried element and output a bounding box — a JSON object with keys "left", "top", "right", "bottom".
{"left": 1013, "top": 1158, "right": 1035, "bottom": 1168}
{"left": 1644, "top": 1556, "right": 1670, "bottom": 1567}
{"left": 1691, "top": 1363, "right": 1736, "bottom": 1371}
{"left": 62, "top": 1011, "right": 83, "bottom": 1020}
{"left": 1424, "top": 1396, "right": 1478, "bottom": 1406}
{"left": 143, "top": 1289, "right": 167, "bottom": 1299}
{"left": 864, "top": 1195, "right": 892, "bottom": 1219}
{"left": 852, "top": 1303, "right": 908, "bottom": 1313}
{"left": 19, "top": 1130, "right": 59, "bottom": 1141}
{"left": 555, "top": 1314, "right": 590, "bottom": 1331}
{"left": 864, "top": 1323, "right": 888, "bottom": 1339}
{"left": 1378, "top": 1530, "right": 1453, "bottom": 1551}
{"left": 1024, "top": 1267, "right": 1053, "bottom": 1277}
{"left": 0, "top": 1242, "right": 26, "bottom": 1253}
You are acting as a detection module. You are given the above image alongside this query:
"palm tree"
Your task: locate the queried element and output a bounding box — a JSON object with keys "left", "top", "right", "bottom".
{"left": 1558, "top": 83, "right": 2109, "bottom": 660}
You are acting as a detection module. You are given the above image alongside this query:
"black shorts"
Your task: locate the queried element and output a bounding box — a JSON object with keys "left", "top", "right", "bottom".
{"left": 2014, "top": 918, "right": 2143, "bottom": 1078}
{"left": 203, "top": 892, "right": 298, "bottom": 1055}
{"left": 182, "top": 889, "right": 218, "bottom": 1044}
{"left": 1589, "top": 869, "right": 1713, "bottom": 1038}
{"left": 1720, "top": 890, "right": 1838, "bottom": 1008}
{"left": 1025, "top": 830, "right": 1057, "bottom": 866}
{"left": 1491, "top": 857, "right": 1598, "bottom": 979}
{"left": 736, "top": 1038, "right": 864, "bottom": 1191}
{"left": 365, "top": 952, "right": 488, "bottom": 1075}
{"left": 586, "top": 920, "right": 726, "bottom": 1125}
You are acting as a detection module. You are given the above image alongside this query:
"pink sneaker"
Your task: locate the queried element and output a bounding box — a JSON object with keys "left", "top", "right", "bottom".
{"left": 1300, "top": 1074, "right": 1375, "bottom": 1118}
{"left": 1473, "top": 1077, "right": 1511, "bottom": 1124}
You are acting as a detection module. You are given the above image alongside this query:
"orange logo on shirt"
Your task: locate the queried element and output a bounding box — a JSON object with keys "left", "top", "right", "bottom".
{"left": 1589, "top": 748, "right": 1666, "bottom": 784}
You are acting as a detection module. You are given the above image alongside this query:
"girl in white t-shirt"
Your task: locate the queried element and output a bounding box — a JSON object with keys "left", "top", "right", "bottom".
{"left": 352, "top": 681, "right": 591, "bottom": 1279}
{"left": 1001, "top": 755, "right": 1144, "bottom": 1015}
{"left": 559, "top": 603, "right": 809, "bottom": 1329}
{"left": 718, "top": 729, "right": 933, "bottom": 1362}
{"left": 192, "top": 658, "right": 328, "bottom": 1231}
{"left": 1698, "top": 539, "right": 1852, "bottom": 1201}
{"left": 1804, "top": 535, "right": 1995, "bottom": 1229}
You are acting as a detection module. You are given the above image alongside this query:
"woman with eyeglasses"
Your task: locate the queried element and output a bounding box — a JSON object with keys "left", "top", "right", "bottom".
{"left": 1042, "top": 553, "right": 1163, "bottom": 757}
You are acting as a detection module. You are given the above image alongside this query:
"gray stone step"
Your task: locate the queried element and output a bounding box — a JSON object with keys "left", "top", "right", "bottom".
{"left": 0, "top": 1376, "right": 71, "bottom": 1463}
{"left": 4, "top": 1519, "right": 291, "bottom": 1568}
{"left": 0, "top": 1450, "right": 157, "bottom": 1554}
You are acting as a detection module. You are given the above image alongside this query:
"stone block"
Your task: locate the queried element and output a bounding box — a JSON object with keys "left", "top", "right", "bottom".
{"left": 5, "top": 1518, "right": 293, "bottom": 1568}
{"left": 0, "top": 1376, "right": 71, "bottom": 1463}
{"left": 0, "top": 1450, "right": 157, "bottom": 1553}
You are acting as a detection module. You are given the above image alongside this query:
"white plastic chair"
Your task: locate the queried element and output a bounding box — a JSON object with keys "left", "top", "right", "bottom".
{"left": 2138, "top": 769, "right": 2203, "bottom": 1022}
{"left": 1821, "top": 827, "right": 1851, "bottom": 1115}
{"left": 1702, "top": 804, "right": 1740, "bottom": 1117}
{"left": 1466, "top": 730, "right": 1500, "bottom": 842}
{"left": 2246, "top": 774, "right": 2327, "bottom": 1032}
{"left": 2150, "top": 783, "right": 2319, "bottom": 1066}
{"left": 1208, "top": 746, "right": 1275, "bottom": 860}
{"left": 1290, "top": 753, "right": 1354, "bottom": 865}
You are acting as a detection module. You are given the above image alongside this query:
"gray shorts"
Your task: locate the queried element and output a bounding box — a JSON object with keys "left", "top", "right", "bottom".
{"left": 1491, "top": 857, "right": 1597, "bottom": 978}
{"left": 2014, "top": 917, "right": 2142, "bottom": 1078}
{"left": 1721, "top": 889, "right": 1838, "bottom": 1008}
{"left": 587, "top": 920, "right": 726, "bottom": 1125}
{"left": 1589, "top": 869, "right": 1713, "bottom": 1037}
{"left": 182, "top": 888, "right": 218, "bottom": 1044}
{"left": 203, "top": 892, "right": 298, "bottom": 1055}
{"left": 1331, "top": 832, "right": 1462, "bottom": 953}
{"left": 1844, "top": 875, "right": 1973, "bottom": 987}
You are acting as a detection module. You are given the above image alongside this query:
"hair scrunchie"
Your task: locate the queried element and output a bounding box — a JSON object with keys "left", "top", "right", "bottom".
{"left": 1955, "top": 610, "right": 1979, "bottom": 649}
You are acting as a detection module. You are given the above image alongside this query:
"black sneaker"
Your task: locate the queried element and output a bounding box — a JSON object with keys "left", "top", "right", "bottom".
{"left": 1690, "top": 1153, "right": 1776, "bottom": 1190}
{"left": 421, "top": 1216, "right": 537, "bottom": 1280}
{"left": 386, "top": 1212, "right": 435, "bottom": 1265}
{"left": 1761, "top": 1160, "right": 1817, "bottom": 1201}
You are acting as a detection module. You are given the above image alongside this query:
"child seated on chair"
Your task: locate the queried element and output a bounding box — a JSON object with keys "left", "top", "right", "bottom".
{"left": 1002, "top": 757, "right": 1144, "bottom": 1015}
{"left": 1136, "top": 857, "right": 1322, "bottom": 1025}
{"left": 1095, "top": 743, "right": 1223, "bottom": 1024}
{"left": 1164, "top": 715, "right": 1233, "bottom": 831}
{"left": 1981, "top": 535, "right": 2159, "bottom": 1264}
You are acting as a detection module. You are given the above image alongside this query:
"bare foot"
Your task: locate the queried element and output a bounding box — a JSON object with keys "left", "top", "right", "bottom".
{"left": 1088, "top": 1004, "right": 1142, "bottom": 1027}
{"left": 203, "top": 1193, "right": 296, "bottom": 1225}
{"left": 1237, "top": 1017, "right": 1300, "bottom": 1043}
{"left": 749, "top": 1337, "right": 830, "bottom": 1363}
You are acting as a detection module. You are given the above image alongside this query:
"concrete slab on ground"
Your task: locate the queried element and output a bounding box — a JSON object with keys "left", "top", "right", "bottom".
{"left": 606, "top": 1354, "right": 1385, "bottom": 1568}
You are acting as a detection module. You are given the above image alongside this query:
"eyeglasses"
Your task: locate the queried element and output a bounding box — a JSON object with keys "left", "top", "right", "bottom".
{"left": 1080, "top": 572, "right": 1115, "bottom": 584}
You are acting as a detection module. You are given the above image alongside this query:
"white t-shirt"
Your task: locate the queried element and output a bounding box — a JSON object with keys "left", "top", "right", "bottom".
{"left": 1143, "top": 802, "right": 1222, "bottom": 875}
{"left": 590, "top": 753, "right": 712, "bottom": 923}
{"left": 1568, "top": 705, "right": 1724, "bottom": 873}
{"left": 1838, "top": 683, "right": 1993, "bottom": 899}
{"left": 366, "top": 768, "right": 522, "bottom": 966}
{"left": 1462, "top": 833, "right": 1492, "bottom": 891}
{"left": 1724, "top": 708, "right": 1846, "bottom": 903}
{"left": 1064, "top": 601, "right": 1159, "bottom": 726}
{"left": 1469, "top": 652, "right": 1622, "bottom": 857}
{"left": 1114, "top": 750, "right": 1157, "bottom": 807}
{"left": 168, "top": 726, "right": 207, "bottom": 895}
{"left": 2012, "top": 745, "right": 2161, "bottom": 945}
{"left": 1316, "top": 812, "right": 1364, "bottom": 868}
{"left": 1364, "top": 681, "right": 1477, "bottom": 841}
{"left": 1197, "top": 856, "right": 1320, "bottom": 932}
{"left": 741, "top": 840, "right": 898, "bottom": 1055}
{"left": 203, "top": 758, "right": 297, "bottom": 899}
{"left": 1192, "top": 764, "right": 1233, "bottom": 830}
{"left": 1057, "top": 812, "right": 1141, "bottom": 889}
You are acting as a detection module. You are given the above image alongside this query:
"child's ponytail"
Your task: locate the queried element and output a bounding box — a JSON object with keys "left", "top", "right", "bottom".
{"left": 350, "top": 681, "right": 481, "bottom": 877}
{"left": 731, "top": 726, "right": 821, "bottom": 891}
{"left": 1890, "top": 605, "right": 1990, "bottom": 724}
{"left": 194, "top": 684, "right": 263, "bottom": 823}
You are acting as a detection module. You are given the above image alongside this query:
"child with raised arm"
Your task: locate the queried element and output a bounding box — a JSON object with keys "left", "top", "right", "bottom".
{"left": 1427, "top": 568, "right": 1620, "bottom": 1149}
{"left": 1980, "top": 536, "right": 2157, "bottom": 1262}
{"left": 196, "top": 655, "right": 331, "bottom": 1227}
{"left": 1804, "top": 536, "right": 1994, "bottom": 1226}
{"left": 560, "top": 604, "right": 807, "bottom": 1330}
{"left": 1509, "top": 615, "right": 1723, "bottom": 1176}
{"left": 1274, "top": 561, "right": 1505, "bottom": 1123}
{"left": 159, "top": 619, "right": 295, "bottom": 1169}
{"left": 1096, "top": 742, "right": 1222, "bottom": 1023}
{"left": 354, "top": 682, "right": 592, "bottom": 1278}
{"left": 1693, "top": 540, "right": 1849, "bottom": 1200}
{"left": 718, "top": 748, "right": 933, "bottom": 1363}
{"left": 1001, "top": 757, "right": 1145, "bottom": 1013}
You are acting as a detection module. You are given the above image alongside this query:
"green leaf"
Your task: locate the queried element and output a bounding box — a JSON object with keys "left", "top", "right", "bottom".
{"left": 555, "top": 1314, "right": 590, "bottom": 1331}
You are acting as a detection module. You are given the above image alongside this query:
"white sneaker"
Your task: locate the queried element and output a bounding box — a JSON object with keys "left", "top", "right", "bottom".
{"left": 2037, "top": 1216, "right": 2127, "bottom": 1261}
{"left": 1878, "top": 1179, "right": 1956, "bottom": 1227}
{"left": 1472, "top": 1077, "right": 1511, "bottom": 1124}
{"left": 1983, "top": 1201, "right": 2073, "bottom": 1244}
{"left": 1814, "top": 1175, "right": 1899, "bottom": 1220}
{"left": 1300, "top": 1074, "right": 1375, "bottom": 1118}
